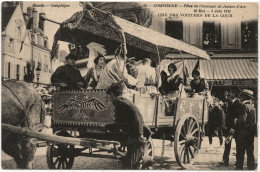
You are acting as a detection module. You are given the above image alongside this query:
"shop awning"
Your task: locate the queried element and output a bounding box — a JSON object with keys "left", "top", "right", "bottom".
{"left": 161, "top": 58, "right": 258, "bottom": 80}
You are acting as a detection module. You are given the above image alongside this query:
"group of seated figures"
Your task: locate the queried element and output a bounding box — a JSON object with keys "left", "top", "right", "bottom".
{"left": 51, "top": 45, "right": 209, "bottom": 102}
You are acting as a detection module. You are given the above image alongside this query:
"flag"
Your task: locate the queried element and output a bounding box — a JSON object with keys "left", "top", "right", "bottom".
{"left": 20, "top": 17, "right": 33, "bottom": 52}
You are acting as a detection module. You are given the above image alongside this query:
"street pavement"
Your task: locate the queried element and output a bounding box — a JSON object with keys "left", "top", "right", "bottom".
{"left": 1, "top": 137, "right": 258, "bottom": 170}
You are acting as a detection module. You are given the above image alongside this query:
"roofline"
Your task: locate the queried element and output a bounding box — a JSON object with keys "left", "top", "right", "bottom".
{"left": 3, "top": 5, "right": 18, "bottom": 32}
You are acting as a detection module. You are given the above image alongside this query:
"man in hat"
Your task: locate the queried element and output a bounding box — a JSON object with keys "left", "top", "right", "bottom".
{"left": 234, "top": 89, "right": 256, "bottom": 170}
{"left": 219, "top": 87, "right": 243, "bottom": 166}
{"left": 105, "top": 81, "right": 145, "bottom": 169}
{"left": 51, "top": 53, "right": 86, "bottom": 90}
{"left": 190, "top": 69, "right": 209, "bottom": 95}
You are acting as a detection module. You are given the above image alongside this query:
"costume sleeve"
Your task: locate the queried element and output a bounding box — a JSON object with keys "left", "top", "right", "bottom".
{"left": 51, "top": 67, "right": 64, "bottom": 83}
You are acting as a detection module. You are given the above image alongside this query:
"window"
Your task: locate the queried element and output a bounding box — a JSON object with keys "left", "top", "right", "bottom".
{"left": 16, "top": 64, "right": 20, "bottom": 80}
{"left": 37, "top": 62, "right": 42, "bottom": 69}
{"left": 44, "top": 39, "right": 48, "bottom": 48}
{"left": 17, "top": 26, "right": 21, "bottom": 40}
{"left": 165, "top": 20, "right": 183, "bottom": 40}
{"left": 38, "top": 35, "right": 43, "bottom": 46}
{"left": 203, "top": 21, "right": 221, "bottom": 49}
{"left": 241, "top": 21, "right": 258, "bottom": 49}
{"left": 7, "top": 38, "right": 14, "bottom": 52}
{"left": 8, "top": 62, "right": 11, "bottom": 78}
{"left": 32, "top": 34, "right": 35, "bottom": 43}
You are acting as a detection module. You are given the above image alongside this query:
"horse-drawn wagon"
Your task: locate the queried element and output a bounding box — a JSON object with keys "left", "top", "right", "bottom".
{"left": 2, "top": 4, "right": 211, "bottom": 169}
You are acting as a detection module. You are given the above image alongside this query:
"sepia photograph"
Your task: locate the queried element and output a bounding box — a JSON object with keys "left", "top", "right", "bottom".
{"left": 1, "top": 1, "right": 258, "bottom": 170}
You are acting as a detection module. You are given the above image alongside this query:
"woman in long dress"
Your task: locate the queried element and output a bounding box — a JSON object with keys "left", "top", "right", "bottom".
{"left": 84, "top": 54, "right": 106, "bottom": 89}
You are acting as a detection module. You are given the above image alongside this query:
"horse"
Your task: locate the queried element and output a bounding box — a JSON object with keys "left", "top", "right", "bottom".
{"left": 2, "top": 80, "right": 45, "bottom": 169}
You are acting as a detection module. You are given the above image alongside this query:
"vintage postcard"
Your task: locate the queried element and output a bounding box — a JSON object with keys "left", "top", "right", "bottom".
{"left": 1, "top": 1, "right": 258, "bottom": 170}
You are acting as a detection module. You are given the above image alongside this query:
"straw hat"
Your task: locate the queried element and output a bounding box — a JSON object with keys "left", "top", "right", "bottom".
{"left": 240, "top": 89, "right": 254, "bottom": 99}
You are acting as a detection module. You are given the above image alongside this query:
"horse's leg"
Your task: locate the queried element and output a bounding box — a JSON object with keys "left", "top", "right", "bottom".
{"left": 20, "top": 137, "right": 37, "bottom": 169}
{"left": 2, "top": 134, "right": 23, "bottom": 168}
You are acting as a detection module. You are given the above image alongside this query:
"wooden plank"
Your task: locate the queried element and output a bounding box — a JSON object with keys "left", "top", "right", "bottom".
{"left": 2, "top": 123, "right": 120, "bottom": 147}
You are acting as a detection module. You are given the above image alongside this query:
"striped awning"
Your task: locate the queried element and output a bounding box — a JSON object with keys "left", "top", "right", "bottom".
{"left": 160, "top": 58, "right": 258, "bottom": 80}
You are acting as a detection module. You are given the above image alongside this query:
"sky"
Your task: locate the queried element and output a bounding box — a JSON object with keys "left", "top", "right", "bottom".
{"left": 23, "top": 1, "right": 82, "bottom": 52}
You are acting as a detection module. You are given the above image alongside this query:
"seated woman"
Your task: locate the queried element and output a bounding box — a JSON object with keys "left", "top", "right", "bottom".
{"left": 84, "top": 54, "right": 106, "bottom": 89}
{"left": 160, "top": 63, "right": 183, "bottom": 116}
{"left": 190, "top": 69, "right": 209, "bottom": 96}
{"left": 135, "top": 58, "right": 158, "bottom": 94}
{"left": 160, "top": 63, "right": 183, "bottom": 97}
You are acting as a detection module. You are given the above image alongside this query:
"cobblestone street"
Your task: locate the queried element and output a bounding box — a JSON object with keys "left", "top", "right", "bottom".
{"left": 2, "top": 137, "right": 258, "bottom": 170}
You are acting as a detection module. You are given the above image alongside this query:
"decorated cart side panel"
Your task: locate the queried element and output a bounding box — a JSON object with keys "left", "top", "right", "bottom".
{"left": 119, "top": 93, "right": 156, "bottom": 127}
{"left": 52, "top": 90, "right": 115, "bottom": 125}
{"left": 173, "top": 98, "right": 208, "bottom": 126}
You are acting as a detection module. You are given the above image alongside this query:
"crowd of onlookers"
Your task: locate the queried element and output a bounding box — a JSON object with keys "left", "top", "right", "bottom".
{"left": 207, "top": 88, "right": 256, "bottom": 170}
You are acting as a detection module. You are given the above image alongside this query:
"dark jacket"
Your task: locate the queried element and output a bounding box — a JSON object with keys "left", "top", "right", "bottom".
{"left": 51, "top": 64, "right": 86, "bottom": 90}
{"left": 84, "top": 67, "right": 100, "bottom": 89}
{"left": 190, "top": 78, "right": 208, "bottom": 93}
{"left": 168, "top": 74, "right": 182, "bottom": 92}
{"left": 159, "top": 72, "right": 181, "bottom": 95}
{"left": 235, "top": 101, "right": 256, "bottom": 134}
{"left": 113, "top": 96, "right": 144, "bottom": 138}
{"left": 208, "top": 105, "right": 225, "bottom": 129}
{"left": 226, "top": 98, "right": 243, "bottom": 130}
{"left": 221, "top": 96, "right": 232, "bottom": 113}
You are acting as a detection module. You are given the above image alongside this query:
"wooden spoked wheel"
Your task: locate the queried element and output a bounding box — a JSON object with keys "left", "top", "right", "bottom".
{"left": 174, "top": 114, "right": 200, "bottom": 169}
{"left": 46, "top": 131, "right": 75, "bottom": 169}
{"left": 137, "top": 138, "right": 154, "bottom": 169}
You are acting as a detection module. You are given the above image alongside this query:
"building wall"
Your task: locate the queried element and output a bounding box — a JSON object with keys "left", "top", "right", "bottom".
{"left": 1, "top": 5, "right": 31, "bottom": 80}
{"left": 32, "top": 45, "right": 51, "bottom": 83}
{"left": 1, "top": 5, "right": 57, "bottom": 84}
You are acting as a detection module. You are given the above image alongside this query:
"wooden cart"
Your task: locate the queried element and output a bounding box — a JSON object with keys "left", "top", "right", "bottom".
{"left": 3, "top": 4, "right": 211, "bottom": 169}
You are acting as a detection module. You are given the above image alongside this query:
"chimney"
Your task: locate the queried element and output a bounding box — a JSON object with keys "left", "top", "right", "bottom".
{"left": 27, "top": 7, "right": 33, "bottom": 17}
{"left": 32, "top": 8, "right": 38, "bottom": 28}
{"left": 23, "top": 13, "right": 29, "bottom": 24}
{"left": 39, "top": 13, "right": 46, "bottom": 32}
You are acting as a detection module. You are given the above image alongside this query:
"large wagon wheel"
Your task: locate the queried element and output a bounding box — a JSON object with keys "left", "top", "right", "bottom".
{"left": 174, "top": 114, "right": 200, "bottom": 169}
{"left": 46, "top": 130, "right": 75, "bottom": 169}
{"left": 137, "top": 138, "right": 154, "bottom": 169}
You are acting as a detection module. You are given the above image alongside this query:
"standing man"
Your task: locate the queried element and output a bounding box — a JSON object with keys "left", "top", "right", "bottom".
{"left": 105, "top": 81, "right": 145, "bottom": 169}
{"left": 51, "top": 53, "right": 86, "bottom": 90}
{"left": 234, "top": 89, "right": 256, "bottom": 170}
{"left": 221, "top": 90, "right": 232, "bottom": 114}
{"left": 219, "top": 87, "right": 242, "bottom": 166}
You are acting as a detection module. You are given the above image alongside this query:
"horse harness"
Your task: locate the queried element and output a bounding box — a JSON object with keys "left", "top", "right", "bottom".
{"left": 2, "top": 81, "right": 45, "bottom": 132}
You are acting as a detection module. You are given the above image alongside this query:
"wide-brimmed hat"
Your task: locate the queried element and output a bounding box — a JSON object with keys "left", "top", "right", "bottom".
{"left": 229, "top": 87, "right": 242, "bottom": 95}
{"left": 240, "top": 89, "right": 254, "bottom": 99}
{"left": 106, "top": 79, "right": 125, "bottom": 95}
{"left": 65, "top": 53, "right": 77, "bottom": 60}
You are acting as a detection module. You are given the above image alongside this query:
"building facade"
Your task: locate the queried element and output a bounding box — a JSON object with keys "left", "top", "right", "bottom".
{"left": 95, "top": 2, "right": 258, "bottom": 98}
{"left": 2, "top": 5, "right": 31, "bottom": 81}
{"left": 2, "top": 3, "right": 55, "bottom": 84}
